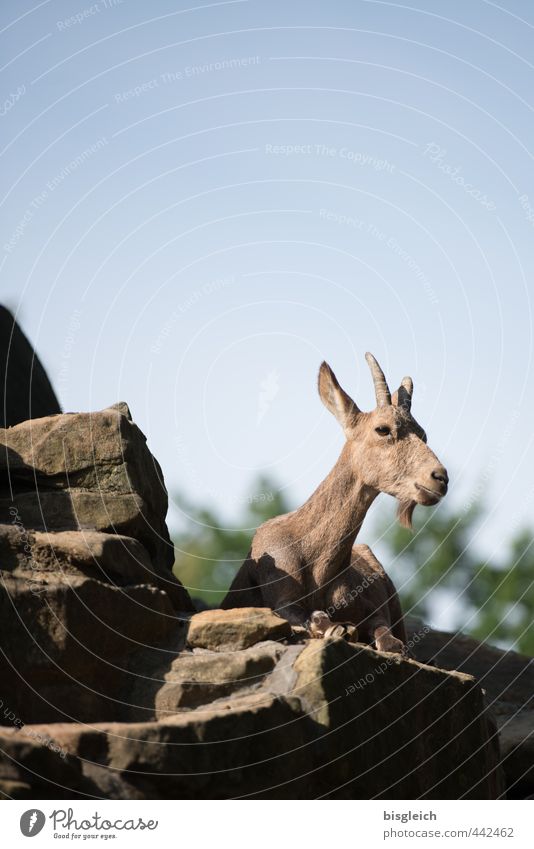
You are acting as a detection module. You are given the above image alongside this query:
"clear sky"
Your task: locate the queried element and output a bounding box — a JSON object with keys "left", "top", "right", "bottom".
{"left": 1, "top": 0, "right": 533, "bottom": 559}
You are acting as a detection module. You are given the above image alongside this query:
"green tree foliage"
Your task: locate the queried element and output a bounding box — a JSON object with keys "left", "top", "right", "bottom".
{"left": 173, "top": 475, "right": 534, "bottom": 654}
{"left": 172, "top": 476, "right": 290, "bottom": 607}
{"left": 380, "top": 504, "right": 534, "bottom": 655}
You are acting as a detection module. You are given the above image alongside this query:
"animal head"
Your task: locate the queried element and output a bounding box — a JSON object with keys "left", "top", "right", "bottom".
{"left": 318, "top": 352, "right": 448, "bottom": 527}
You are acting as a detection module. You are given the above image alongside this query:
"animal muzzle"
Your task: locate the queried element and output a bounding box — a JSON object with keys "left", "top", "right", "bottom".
{"left": 415, "top": 465, "right": 449, "bottom": 503}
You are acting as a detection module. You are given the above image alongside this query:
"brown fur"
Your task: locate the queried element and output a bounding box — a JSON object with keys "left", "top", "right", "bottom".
{"left": 221, "top": 354, "right": 448, "bottom": 653}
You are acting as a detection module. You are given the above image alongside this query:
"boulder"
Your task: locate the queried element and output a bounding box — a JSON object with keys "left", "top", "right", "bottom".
{"left": 0, "top": 523, "right": 189, "bottom": 612}
{"left": 0, "top": 694, "right": 311, "bottom": 800}
{"left": 154, "top": 642, "right": 285, "bottom": 717}
{"left": 0, "top": 406, "right": 185, "bottom": 580}
{"left": 0, "top": 404, "right": 513, "bottom": 800}
{"left": 0, "top": 632, "right": 503, "bottom": 799}
{"left": 406, "top": 618, "right": 534, "bottom": 799}
{"left": 293, "top": 638, "right": 503, "bottom": 799}
{"left": 0, "top": 404, "right": 194, "bottom": 727}
{"left": 0, "top": 569, "right": 183, "bottom": 724}
{"left": 185, "top": 607, "right": 292, "bottom": 652}
{"left": 0, "top": 727, "right": 102, "bottom": 800}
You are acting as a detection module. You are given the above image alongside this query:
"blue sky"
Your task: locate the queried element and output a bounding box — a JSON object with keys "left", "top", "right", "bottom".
{"left": 1, "top": 0, "right": 533, "bottom": 563}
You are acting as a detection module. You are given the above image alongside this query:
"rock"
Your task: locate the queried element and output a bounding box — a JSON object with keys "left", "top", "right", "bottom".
{"left": 0, "top": 523, "right": 190, "bottom": 612}
{"left": 406, "top": 618, "right": 534, "bottom": 798}
{"left": 0, "top": 407, "right": 186, "bottom": 583}
{"left": 7, "top": 695, "right": 311, "bottom": 799}
{"left": 186, "top": 607, "right": 292, "bottom": 652}
{"left": 0, "top": 632, "right": 504, "bottom": 800}
{"left": 0, "top": 781, "right": 34, "bottom": 800}
{"left": 0, "top": 727, "right": 101, "bottom": 799}
{"left": 406, "top": 618, "right": 534, "bottom": 713}
{"left": 154, "top": 643, "right": 285, "bottom": 717}
{"left": 498, "top": 711, "right": 534, "bottom": 798}
{"left": 0, "top": 403, "right": 194, "bottom": 727}
{"left": 292, "top": 637, "right": 503, "bottom": 799}
{"left": 0, "top": 306, "right": 61, "bottom": 428}
{"left": 0, "top": 402, "right": 512, "bottom": 799}
{"left": 0, "top": 570, "right": 182, "bottom": 724}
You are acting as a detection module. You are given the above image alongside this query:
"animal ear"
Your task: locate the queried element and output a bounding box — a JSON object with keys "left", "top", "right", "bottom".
{"left": 318, "top": 362, "right": 360, "bottom": 434}
{"left": 392, "top": 376, "right": 413, "bottom": 413}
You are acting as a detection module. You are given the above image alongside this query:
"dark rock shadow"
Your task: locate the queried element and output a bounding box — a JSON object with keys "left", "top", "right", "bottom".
{"left": 0, "top": 305, "right": 61, "bottom": 429}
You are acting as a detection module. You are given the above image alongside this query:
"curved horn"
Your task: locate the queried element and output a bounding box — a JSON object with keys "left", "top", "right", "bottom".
{"left": 365, "top": 352, "right": 391, "bottom": 407}
{"left": 392, "top": 376, "right": 413, "bottom": 413}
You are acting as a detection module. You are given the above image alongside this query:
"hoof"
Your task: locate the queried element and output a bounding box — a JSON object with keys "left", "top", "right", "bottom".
{"left": 375, "top": 634, "right": 406, "bottom": 654}
{"left": 308, "top": 612, "right": 359, "bottom": 643}
{"left": 307, "top": 610, "right": 332, "bottom": 637}
{"left": 324, "top": 623, "right": 359, "bottom": 642}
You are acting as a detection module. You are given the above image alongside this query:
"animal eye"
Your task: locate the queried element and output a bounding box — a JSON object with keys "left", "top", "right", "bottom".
{"left": 375, "top": 426, "right": 391, "bottom": 436}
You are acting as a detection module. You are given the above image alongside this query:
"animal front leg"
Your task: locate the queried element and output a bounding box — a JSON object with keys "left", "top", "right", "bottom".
{"left": 276, "top": 601, "right": 309, "bottom": 628}
{"left": 350, "top": 544, "right": 408, "bottom": 652}
{"left": 276, "top": 602, "right": 354, "bottom": 641}
{"left": 278, "top": 603, "right": 346, "bottom": 640}
{"left": 373, "top": 623, "right": 406, "bottom": 655}
{"left": 256, "top": 552, "right": 310, "bottom": 628}
{"left": 276, "top": 603, "right": 354, "bottom": 641}
{"left": 307, "top": 610, "right": 333, "bottom": 636}
{"left": 308, "top": 610, "right": 358, "bottom": 642}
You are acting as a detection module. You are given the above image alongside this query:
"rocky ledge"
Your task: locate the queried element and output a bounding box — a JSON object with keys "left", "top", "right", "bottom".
{"left": 0, "top": 604, "right": 504, "bottom": 799}
{"left": 0, "top": 405, "right": 530, "bottom": 799}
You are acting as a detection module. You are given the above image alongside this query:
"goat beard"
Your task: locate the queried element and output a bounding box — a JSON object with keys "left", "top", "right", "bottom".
{"left": 397, "top": 500, "right": 416, "bottom": 530}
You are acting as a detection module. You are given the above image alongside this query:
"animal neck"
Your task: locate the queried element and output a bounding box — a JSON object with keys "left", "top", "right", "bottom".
{"left": 297, "top": 442, "right": 378, "bottom": 578}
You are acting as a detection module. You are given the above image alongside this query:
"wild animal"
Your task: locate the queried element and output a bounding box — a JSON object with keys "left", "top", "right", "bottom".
{"left": 221, "top": 353, "right": 448, "bottom": 653}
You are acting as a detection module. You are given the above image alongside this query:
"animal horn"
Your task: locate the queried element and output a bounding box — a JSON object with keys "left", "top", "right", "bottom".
{"left": 393, "top": 376, "right": 413, "bottom": 412}
{"left": 365, "top": 352, "right": 391, "bottom": 407}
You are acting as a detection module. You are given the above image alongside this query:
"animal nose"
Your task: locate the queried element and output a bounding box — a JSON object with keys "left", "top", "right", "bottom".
{"left": 431, "top": 467, "right": 449, "bottom": 489}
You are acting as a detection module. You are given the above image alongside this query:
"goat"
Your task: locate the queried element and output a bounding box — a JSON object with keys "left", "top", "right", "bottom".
{"left": 221, "top": 353, "right": 448, "bottom": 653}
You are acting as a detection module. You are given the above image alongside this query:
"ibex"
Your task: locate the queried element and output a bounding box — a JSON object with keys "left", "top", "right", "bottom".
{"left": 221, "top": 353, "right": 448, "bottom": 653}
